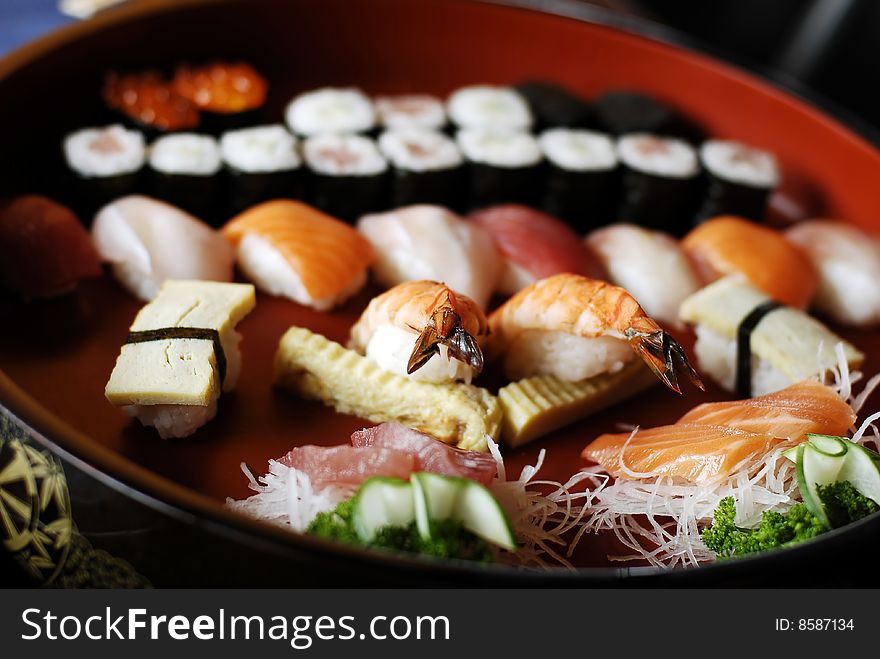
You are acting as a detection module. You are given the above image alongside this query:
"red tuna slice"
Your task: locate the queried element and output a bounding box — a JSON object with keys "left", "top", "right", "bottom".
{"left": 0, "top": 195, "right": 101, "bottom": 299}
{"left": 277, "top": 445, "right": 416, "bottom": 486}
{"left": 469, "top": 204, "right": 605, "bottom": 282}
{"left": 351, "top": 423, "right": 497, "bottom": 486}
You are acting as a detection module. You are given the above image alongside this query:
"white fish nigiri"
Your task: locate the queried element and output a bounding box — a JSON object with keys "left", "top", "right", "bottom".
{"left": 786, "top": 219, "right": 880, "bottom": 327}
{"left": 356, "top": 204, "right": 502, "bottom": 308}
{"left": 586, "top": 223, "right": 700, "bottom": 326}
{"left": 92, "top": 195, "right": 234, "bottom": 301}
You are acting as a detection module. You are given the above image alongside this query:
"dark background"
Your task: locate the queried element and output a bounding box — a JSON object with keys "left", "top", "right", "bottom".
{"left": 0, "top": 0, "right": 877, "bottom": 131}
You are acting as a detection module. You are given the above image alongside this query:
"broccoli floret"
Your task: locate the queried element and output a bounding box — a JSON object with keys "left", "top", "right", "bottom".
{"left": 818, "top": 481, "right": 879, "bottom": 528}
{"left": 702, "top": 481, "right": 878, "bottom": 559}
{"left": 307, "top": 499, "right": 493, "bottom": 562}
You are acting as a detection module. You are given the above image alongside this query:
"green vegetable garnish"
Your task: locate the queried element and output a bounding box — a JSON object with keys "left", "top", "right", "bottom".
{"left": 307, "top": 499, "right": 493, "bottom": 562}
{"left": 702, "top": 481, "right": 878, "bottom": 558}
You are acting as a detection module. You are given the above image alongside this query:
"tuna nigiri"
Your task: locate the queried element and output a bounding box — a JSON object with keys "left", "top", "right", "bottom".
{"left": 351, "top": 422, "right": 497, "bottom": 485}
{"left": 222, "top": 199, "right": 374, "bottom": 310}
{"left": 582, "top": 380, "right": 855, "bottom": 483}
{"left": 357, "top": 204, "right": 501, "bottom": 309}
{"left": 0, "top": 195, "right": 101, "bottom": 300}
{"left": 92, "top": 195, "right": 235, "bottom": 301}
{"left": 469, "top": 204, "right": 604, "bottom": 295}
{"left": 682, "top": 215, "right": 817, "bottom": 308}
{"left": 785, "top": 219, "right": 880, "bottom": 327}
{"left": 586, "top": 223, "right": 700, "bottom": 326}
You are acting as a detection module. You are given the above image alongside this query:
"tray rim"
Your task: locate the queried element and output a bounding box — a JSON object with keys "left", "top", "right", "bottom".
{"left": 2, "top": 0, "right": 879, "bottom": 584}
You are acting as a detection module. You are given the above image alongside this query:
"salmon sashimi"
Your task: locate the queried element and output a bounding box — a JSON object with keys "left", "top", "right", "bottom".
{"left": 677, "top": 380, "right": 855, "bottom": 439}
{"left": 351, "top": 422, "right": 497, "bottom": 485}
{"left": 582, "top": 423, "right": 785, "bottom": 484}
{"left": 0, "top": 195, "right": 101, "bottom": 300}
{"left": 469, "top": 204, "right": 604, "bottom": 295}
{"left": 277, "top": 445, "right": 416, "bottom": 486}
{"left": 222, "top": 199, "right": 374, "bottom": 310}
{"left": 682, "top": 215, "right": 817, "bottom": 309}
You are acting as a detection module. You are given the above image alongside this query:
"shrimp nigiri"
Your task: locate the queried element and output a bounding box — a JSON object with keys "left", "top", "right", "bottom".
{"left": 349, "top": 280, "right": 488, "bottom": 383}
{"left": 222, "top": 199, "right": 374, "bottom": 310}
{"left": 488, "top": 273, "right": 702, "bottom": 393}
{"left": 582, "top": 380, "right": 855, "bottom": 483}
{"left": 468, "top": 204, "right": 604, "bottom": 295}
{"left": 682, "top": 215, "right": 817, "bottom": 308}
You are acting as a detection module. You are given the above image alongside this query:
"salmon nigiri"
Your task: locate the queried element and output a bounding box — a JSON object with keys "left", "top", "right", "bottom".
{"left": 222, "top": 200, "right": 374, "bottom": 310}
{"left": 469, "top": 204, "right": 604, "bottom": 295}
{"left": 682, "top": 215, "right": 817, "bottom": 308}
{"left": 582, "top": 380, "right": 855, "bottom": 483}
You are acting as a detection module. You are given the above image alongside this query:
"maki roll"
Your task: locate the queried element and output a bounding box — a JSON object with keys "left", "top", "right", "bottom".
{"left": 514, "top": 80, "right": 593, "bottom": 129}
{"left": 457, "top": 128, "right": 544, "bottom": 209}
{"left": 594, "top": 90, "right": 701, "bottom": 141}
{"left": 62, "top": 124, "right": 146, "bottom": 219}
{"left": 172, "top": 61, "right": 269, "bottom": 134}
{"left": 148, "top": 133, "right": 222, "bottom": 224}
{"left": 539, "top": 128, "right": 619, "bottom": 229}
{"left": 378, "top": 128, "right": 465, "bottom": 210}
{"left": 102, "top": 70, "right": 200, "bottom": 137}
{"left": 220, "top": 124, "right": 304, "bottom": 214}
{"left": 285, "top": 87, "right": 376, "bottom": 136}
{"left": 302, "top": 133, "right": 389, "bottom": 222}
{"left": 616, "top": 133, "right": 702, "bottom": 236}
{"left": 375, "top": 95, "right": 446, "bottom": 131}
{"left": 695, "top": 139, "right": 780, "bottom": 223}
{"left": 447, "top": 85, "right": 533, "bottom": 131}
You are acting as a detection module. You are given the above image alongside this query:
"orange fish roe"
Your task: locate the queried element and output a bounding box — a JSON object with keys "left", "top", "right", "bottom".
{"left": 172, "top": 62, "right": 268, "bottom": 114}
{"left": 103, "top": 70, "right": 200, "bottom": 132}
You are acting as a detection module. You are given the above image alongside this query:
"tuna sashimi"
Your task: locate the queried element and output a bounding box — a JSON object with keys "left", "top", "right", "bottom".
{"left": 677, "top": 380, "right": 855, "bottom": 440}
{"left": 469, "top": 204, "right": 604, "bottom": 295}
{"left": 582, "top": 423, "right": 784, "bottom": 484}
{"left": 277, "top": 444, "right": 416, "bottom": 486}
{"left": 222, "top": 199, "right": 375, "bottom": 310}
{"left": 0, "top": 195, "right": 101, "bottom": 299}
{"left": 351, "top": 422, "right": 497, "bottom": 485}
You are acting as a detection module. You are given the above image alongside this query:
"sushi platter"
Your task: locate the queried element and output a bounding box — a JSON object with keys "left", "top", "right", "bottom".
{"left": 2, "top": 0, "right": 880, "bottom": 586}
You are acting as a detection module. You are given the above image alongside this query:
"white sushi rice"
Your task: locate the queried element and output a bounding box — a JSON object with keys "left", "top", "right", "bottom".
{"left": 365, "top": 324, "right": 476, "bottom": 384}
{"left": 220, "top": 124, "right": 301, "bottom": 173}
{"left": 63, "top": 124, "right": 145, "bottom": 177}
{"left": 236, "top": 233, "right": 366, "bottom": 311}
{"left": 375, "top": 94, "right": 446, "bottom": 130}
{"left": 539, "top": 128, "right": 617, "bottom": 171}
{"left": 378, "top": 128, "right": 463, "bottom": 172}
{"left": 586, "top": 224, "right": 700, "bottom": 326}
{"left": 149, "top": 133, "right": 222, "bottom": 175}
{"left": 700, "top": 139, "right": 779, "bottom": 188}
{"left": 617, "top": 133, "right": 698, "bottom": 178}
{"left": 285, "top": 87, "right": 376, "bottom": 136}
{"left": 495, "top": 260, "right": 537, "bottom": 296}
{"left": 456, "top": 128, "right": 542, "bottom": 167}
{"left": 302, "top": 133, "right": 388, "bottom": 176}
{"left": 447, "top": 85, "right": 533, "bottom": 130}
{"left": 503, "top": 330, "right": 635, "bottom": 382}
{"left": 692, "top": 324, "right": 795, "bottom": 396}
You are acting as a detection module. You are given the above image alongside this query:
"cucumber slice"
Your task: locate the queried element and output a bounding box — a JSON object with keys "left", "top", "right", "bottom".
{"left": 455, "top": 481, "right": 517, "bottom": 551}
{"left": 837, "top": 442, "right": 880, "bottom": 506}
{"left": 412, "top": 472, "right": 517, "bottom": 551}
{"left": 782, "top": 446, "right": 798, "bottom": 462}
{"left": 352, "top": 477, "right": 415, "bottom": 542}
{"left": 411, "top": 472, "right": 468, "bottom": 539}
{"left": 804, "top": 434, "right": 849, "bottom": 457}
{"left": 796, "top": 440, "right": 848, "bottom": 528}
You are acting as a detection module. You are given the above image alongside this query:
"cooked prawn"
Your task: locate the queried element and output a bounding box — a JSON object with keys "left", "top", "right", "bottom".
{"left": 349, "top": 280, "right": 489, "bottom": 376}
{"left": 488, "top": 273, "right": 703, "bottom": 393}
